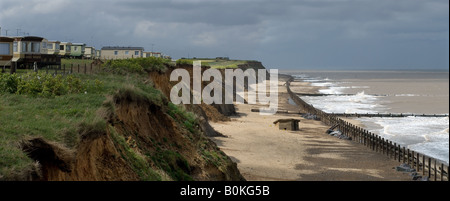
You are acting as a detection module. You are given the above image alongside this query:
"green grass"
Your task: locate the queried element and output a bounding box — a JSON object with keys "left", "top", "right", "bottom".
{"left": 0, "top": 57, "right": 223, "bottom": 181}
{"left": 149, "top": 150, "right": 193, "bottom": 181}
{"left": 208, "top": 60, "right": 248, "bottom": 69}
{"left": 109, "top": 125, "right": 161, "bottom": 181}
{"left": 0, "top": 93, "right": 106, "bottom": 176}
{"left": 0, "top": 70, "right": 163, "bottom": 178}
{"left": 102, "top": 57, "right": 171, "bottom": 74}
{"left": 176, "top": 58, "right": 249, "bottom": 69}
{"left": 61, "top": 58, "right": 94, "bottom": 67}
{"left": 167, "top": 102, "right": 197, "bottom": 134}
{"left": 176, "top": 59, "right": 212, "bottom": 67}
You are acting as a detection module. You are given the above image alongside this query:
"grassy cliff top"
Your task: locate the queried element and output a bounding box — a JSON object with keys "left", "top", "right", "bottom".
{"left": 176, "top": 58, "right": 259, "bottom": 69}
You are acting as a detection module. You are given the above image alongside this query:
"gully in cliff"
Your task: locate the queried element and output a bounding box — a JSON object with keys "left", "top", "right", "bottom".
{"left": 170, "top": 61, "right": 279, "bottom": 115}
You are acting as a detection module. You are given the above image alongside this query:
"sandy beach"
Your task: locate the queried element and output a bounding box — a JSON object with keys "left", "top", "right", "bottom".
{"left": 210, "top": 74, "right": 412, "bottom": 181}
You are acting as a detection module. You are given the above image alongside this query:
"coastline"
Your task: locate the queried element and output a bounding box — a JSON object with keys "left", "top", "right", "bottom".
{"left": 210, "top": 73, "right": 412, "bottom": 181}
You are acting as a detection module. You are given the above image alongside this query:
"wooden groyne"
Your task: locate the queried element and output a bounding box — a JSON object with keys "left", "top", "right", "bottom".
{"left": 330, "top": 113, "right": 449, "bottom": 118}
{"left": 296, "top": 93, "right": 388, "bottom": 97}
{"left": 286, "top": 77, "right": 449, "bottom": 181}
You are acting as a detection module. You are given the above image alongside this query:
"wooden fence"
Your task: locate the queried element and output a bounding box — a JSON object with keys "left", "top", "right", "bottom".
{"left": 2, "top": 61, "right": 102, "bottom": 76}
{"left": 43, "top": 63, "right": 101, "bottom": 75}
{"left": 286, "top": 78, "right": 449, "bottom": 181}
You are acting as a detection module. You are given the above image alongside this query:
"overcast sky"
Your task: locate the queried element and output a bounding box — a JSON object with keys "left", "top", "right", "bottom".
{"left": 0, "top": 0, "right": 448, "bottom": 70}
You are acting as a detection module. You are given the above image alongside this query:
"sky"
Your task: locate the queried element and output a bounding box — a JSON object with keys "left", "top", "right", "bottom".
{"left": 0, "top": 0, "right": 448, "bottom": 70}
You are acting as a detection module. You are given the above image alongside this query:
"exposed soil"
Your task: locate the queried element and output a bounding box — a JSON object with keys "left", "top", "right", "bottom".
{"left": 18, "top": 66, "right": 244, "bottom": 181}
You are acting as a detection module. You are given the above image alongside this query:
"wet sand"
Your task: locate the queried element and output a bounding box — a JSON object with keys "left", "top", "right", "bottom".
{"left": 210, "top": 75, "right": 412, "bottom": 181}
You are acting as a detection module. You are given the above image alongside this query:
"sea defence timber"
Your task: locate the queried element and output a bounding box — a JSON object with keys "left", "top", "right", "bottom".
{"left": 285, "top": 77, "right": 449, "bottom": 181}
{"left": 328, "top": 113, "right": 449, "bottom": 118}
{"left": 251, "top": 109, "right": 449, "bottom": 118}
{"left": 296, "top": 93, "right": 388, "bottom": 97}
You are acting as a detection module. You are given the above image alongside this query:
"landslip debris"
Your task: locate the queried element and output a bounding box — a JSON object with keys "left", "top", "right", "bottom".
{"left": 301, "top": 113, "right": 320, "bottom": 121}
{"left": 325, "top": 129, "right": 352, "bottom": 141}
{"left": 395, "top": 163, "right": 429, "bottom": 181}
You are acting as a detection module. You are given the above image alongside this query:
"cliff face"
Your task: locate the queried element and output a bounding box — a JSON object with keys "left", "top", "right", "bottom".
{"left": 150, "top": 64, "right": 236, "bottom": 123}
{"left": 20, "top": 86, "right": 244, "bottom": 181}
{"left": 18, "top": 63, "right": 248, "bottom": 181}
{"left": 18, "top": 61, "right": 268, "bottom": 181}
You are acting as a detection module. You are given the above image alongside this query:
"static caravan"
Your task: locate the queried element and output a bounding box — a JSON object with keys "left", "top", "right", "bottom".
{"left": 0, "top": 37, "right": 14, "bottom": 71}
{"left": 12, "top": 36, "right": 44, "bottom": 71}
{"left": 59, "top": 42, "right": 72, "bottom": 58}
{"left": 143, "top": 52, "right": 162, "bottom": 58}
{"left": 40, "top": 38, "right": 49, "bottom": 55}
{"left": 70, "top": 43, "right": 85, "bottom": 58}
{"left": 95, "top": 50, "right": 101, "bottom": 59}
{"left": 47, "top": 40, "right": 61, "bottom": 55}
{"left": 100, "top": 46, "right": 144, "bottom": 60}
{"left": 84, "top": 46, "right": 95, "bottom": 59}
{"left": 40, "top": 39, "right": 61, "bottom": 68}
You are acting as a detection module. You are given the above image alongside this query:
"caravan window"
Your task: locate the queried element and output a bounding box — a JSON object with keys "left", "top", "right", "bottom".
{"left": 0, "top": 43, "right": 10, "bottom": 55}
{"left": 13, "top": 42, "right": 18, "bottom": 52}
{"left": 31, "top": 42, "right": 40, "bottom": 52}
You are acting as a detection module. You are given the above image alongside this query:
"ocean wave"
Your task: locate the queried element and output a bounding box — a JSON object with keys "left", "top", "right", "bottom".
{"left": 293, "top": 72, "right": 449, "bottom": 165}
{"left": 395, "top": 94, "right": 420, "bottom": 97}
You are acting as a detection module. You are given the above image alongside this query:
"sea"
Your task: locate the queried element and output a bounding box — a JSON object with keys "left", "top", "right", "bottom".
{"left": 280, "top": 70, "right": 449, "bottom": 165}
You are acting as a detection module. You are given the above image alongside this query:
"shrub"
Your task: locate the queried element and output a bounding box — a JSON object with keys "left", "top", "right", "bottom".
{"left": 167, "top": 102, "right": 198, "bottom": 134}
{"left": 102, "top": 57, "right": 170, "bottom": 75}
{"left": 176, "top": 59, "right": 209, "bottom": 67}
{"left": 135, "top": 57, "right": 169, "bottom": 72}
{"left": 0, "top": 73, "right": 20, "bottom": 93}
{"left": 0, "top": 72, "right": 99, "bottom": 97}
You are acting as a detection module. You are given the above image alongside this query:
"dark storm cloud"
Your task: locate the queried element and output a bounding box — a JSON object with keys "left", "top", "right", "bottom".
{"left": 0, "top": 0, "right": 448, "bottom": 69}
{"left": 113, "top": 0, "right": 288, "bottom": 25}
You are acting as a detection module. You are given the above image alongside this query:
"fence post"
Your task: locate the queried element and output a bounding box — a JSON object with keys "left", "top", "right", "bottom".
{"left": 63, "top": 64, "right": 66, "bottom": 75}
{"left": 441, "top": 163, "right": 444, "bottom": 181}
{"left": 434, "top": 160, "right": 437, "bottom": 181}
{"left": 416, "top": 153, "right": 419, "bottom": 172}
{"left": 366, "top": 131, "right": 369, "bottom": 147}
{"left": 84, "top": 63, "right": 87, "bottom": 74}
{"left": 428, "top": 157, "right": 431, "bottom": 179}
{"left": 375, "top": 136, "right": 378, "bottom": 152}
{"left": 402, "top": 147, "right": 406, "bottom": 163}
{"left": 378, "top": 136, "right": 381, "bottom": 153}
{"left": 411, "top": 151, "right": 415, "bottom": 169}
{"left": 407, "top": 149, "right": 411, "bottom": 165}
{"left": 359, "top": 128, "right": 362, "bottom": 143}
{"left": 423, "top": 155, "right": 426, "bottom": 176}
{"left": 387, "top": 141, "right": 390, "bottom": 158}
{"left": 373, "top": 134, "right": 376, "bottom": 151}
{"left": 363, "top": 130, "right": 366, "bottom": 146}
{"left": 394, "top": 143, "right": 397, "bottom": 160}
{"left": 370, "top": 134, "right": 373, "bottom": 150}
